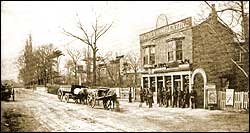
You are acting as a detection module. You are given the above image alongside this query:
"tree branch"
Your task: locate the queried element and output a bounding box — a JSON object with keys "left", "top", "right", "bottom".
{"left": 63, "top": 28, "right": 89, "bottom": 44}
{"left": 204, "top": 1, "right": 248, "bottom": 53}
{"left": 96, "top": 22, "right": 113, "bottom": 40}
{"left": 231, "top": 58, "right": 249, "bottom": 78}
{"left": 76, "top": 16, "right": 93, "bottom": 48}
{"left": 216, "top": 8, "right": 242, "bottom": 13}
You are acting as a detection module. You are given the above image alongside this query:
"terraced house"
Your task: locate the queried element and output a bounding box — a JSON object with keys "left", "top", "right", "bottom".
{"left": 139, "top": 4, "right": 249, "bottom": 109}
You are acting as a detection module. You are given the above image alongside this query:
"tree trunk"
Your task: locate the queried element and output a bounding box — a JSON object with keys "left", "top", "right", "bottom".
{"left": 92, "top": 48, "right": 97, "bottom": 86}
{"left": 134, "top": 70, "right": 137, "bottom": 87}
{"left": 86, "top": 45, "right": 91, "bottom": 85}
{"left": 74, "top": 63, "right": 77, "bottom": 84}
{"left": 240, "top": 1, "right": 246, "bottom": 40}
{"left": 134, "top": 70, "right": 137, "bottom": 101}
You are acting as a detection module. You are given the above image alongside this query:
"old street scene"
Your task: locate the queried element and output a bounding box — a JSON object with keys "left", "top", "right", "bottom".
{"left": 1, "top": 1, "right": 249, "bottom": 132}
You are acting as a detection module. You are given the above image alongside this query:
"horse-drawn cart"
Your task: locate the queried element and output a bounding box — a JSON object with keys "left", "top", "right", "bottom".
{"left": 87, "top": 87, "right": 117, "bottom": 110}
{"left": 57, "top": 85, "right": 118, "bottom": 110}
{"left": 1, "top": 83, "right": 15, "bottom": 101}
{"left": 57, "top": 85, "right": 88, "bottom": 104}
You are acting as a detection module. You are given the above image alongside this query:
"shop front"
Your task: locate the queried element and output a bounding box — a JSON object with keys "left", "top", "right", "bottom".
{"left": 141, "top": 68, "right": 192, "bottom": 107}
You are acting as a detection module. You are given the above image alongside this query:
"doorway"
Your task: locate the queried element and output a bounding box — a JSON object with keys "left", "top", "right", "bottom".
{"left": 193, "top": 74, "right": 204, "bottom": 108}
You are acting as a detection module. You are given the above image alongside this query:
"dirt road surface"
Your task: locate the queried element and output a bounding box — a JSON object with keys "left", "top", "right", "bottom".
{"left": 1, "top": 88, "right": 249, "bottom": 132}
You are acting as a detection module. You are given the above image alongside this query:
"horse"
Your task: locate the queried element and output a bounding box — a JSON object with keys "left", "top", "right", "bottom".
{"left": 104, "top": 89, "right": 117, "bottom": 110}
{"left": 80, "top": 88, "right": 89, "bottom": 105}
{"left": 73, "top": 88, "right": 88, "bottom": 104}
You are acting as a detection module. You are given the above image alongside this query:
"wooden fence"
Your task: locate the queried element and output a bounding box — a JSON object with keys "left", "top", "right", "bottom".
{"left": 217, "top": 91, "right": 249, "bottom": 110}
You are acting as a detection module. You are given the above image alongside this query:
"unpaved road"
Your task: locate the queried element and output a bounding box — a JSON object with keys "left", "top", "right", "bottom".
{"left": 1, "top": 88, "right": 249, "bottom": 132}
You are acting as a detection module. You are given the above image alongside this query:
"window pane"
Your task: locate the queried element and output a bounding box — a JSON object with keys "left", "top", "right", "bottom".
{"left": 176, "top": 40, "right": 182, "bottom": 50}
{"left": 145, "top": 47, "right": 149, "bottom": 55}
{"left": 150, "top": 54, "right": 155, "bottom": 64}
{"left": 176, "top": 50, "right": 182, "bottom": 60}
{"left": 144, "top": 55, "right": 148, "bottom": 64}
{"left": 168, "top": 51, "right": 173, "bottom": 61}
{"left": 151, "top": 47, "right": 155, "bottom": 54}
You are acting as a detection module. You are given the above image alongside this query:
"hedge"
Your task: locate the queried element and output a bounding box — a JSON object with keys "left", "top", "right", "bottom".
{"left": 47, "top": 85, "right": 60, "bottom": 95}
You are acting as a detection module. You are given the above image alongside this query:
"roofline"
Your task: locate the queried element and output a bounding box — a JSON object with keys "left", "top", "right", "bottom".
{"left": 139, "top": 17, "right": 192, "bottom": 36}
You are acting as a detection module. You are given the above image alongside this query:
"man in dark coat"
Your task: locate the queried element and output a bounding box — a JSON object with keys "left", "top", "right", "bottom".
{"left": 178, "top": 90, "right": 184, "bottom": 108}
{"left": 158, "top": 87, "right": 163, "bottom": 107}
{"left": 190, "top": 89, "right": 197, "bottom": 109}
{"left": 139, "top": 87, "right": 144, "bottom": 103}
{"left": 165, "top": 87, "right": 171, "bottom": 107}
{"left": 147, "top": 88, "right": 153, "bottom": 108}
{"left": 183, "top": 89, "right": 190, "bottom": 108}
{"left": 173, "top": 90, "right": 178, "bottom": 108}
{"left": 144, "top": 88, "right": 148, "bottom": 106}
{"left": 129, "top": 87, "right": 132, "bottom": 103}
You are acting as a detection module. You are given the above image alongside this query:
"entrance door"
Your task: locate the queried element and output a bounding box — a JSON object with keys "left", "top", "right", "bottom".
{"left": 174, "top": 79, "right": 181, "bottom": 107}
{"left": 193, "top": 74, "right": 204, "bottom": 108}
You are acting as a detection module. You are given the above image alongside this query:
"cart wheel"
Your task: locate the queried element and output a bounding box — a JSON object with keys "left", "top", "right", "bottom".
{"left": 106, "top": 99, "right": 112, "bottom": 110}
{"left": 65, "top": 95, "right": 69, "bottom": 103}
{"left": 12, "top": 94, "right": 15, "bottom": 101}
{"left": 89, "top": 98, "right": 96, "bottom": 108}
{"left": 57, "top": 91, "right": 62, "bottom": 101}
{"left": 60, "top": 95, "right": 63, "bottom": 102}
{"left": 12, "top": 89, "right": 15, "bottom": 101}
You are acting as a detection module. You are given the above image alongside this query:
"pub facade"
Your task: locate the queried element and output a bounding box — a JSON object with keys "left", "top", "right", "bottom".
{"left": 139, "top": 5, "right": 248, "bottom": 109}
{"left": 140, "top": 17, "right": 193, "bottom": 107}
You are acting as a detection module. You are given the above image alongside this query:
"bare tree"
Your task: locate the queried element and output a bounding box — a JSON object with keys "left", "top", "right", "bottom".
{"left": 97, "top": 52, "right": 117, "bottom": 86}
{"left": 124, "top": 51, "right": 141, "bottom": 88}
{"left": 34, "top": 44, "right": 58, "bottom": 86}
{"left": 67, "top": 48, "right": 82, "bottom": 84}
{"left": 64, "top": 59, "right": 75, "bottom": 84}
{"left": 63, "top": 13, "right": 113, "bottom": 86}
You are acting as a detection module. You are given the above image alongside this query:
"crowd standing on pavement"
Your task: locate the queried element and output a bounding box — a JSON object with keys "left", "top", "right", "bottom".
{"left": 139, "top": 86, "right": 197, "bottom": 109}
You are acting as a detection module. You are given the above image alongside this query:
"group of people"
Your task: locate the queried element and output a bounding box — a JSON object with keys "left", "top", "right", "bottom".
{"left": 139, "top": 86, "right": 197, "bottom": 108}
{"left": 167, "top": 88, "right": 190, "bottom": 108}
{"left": 139, "top": 87, "right": 154, "bottom": 108}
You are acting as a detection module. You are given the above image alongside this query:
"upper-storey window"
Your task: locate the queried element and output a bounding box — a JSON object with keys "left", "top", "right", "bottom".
{"left": 233, "top": 48, "right": 243, "bottom": 62}
{"left": 176, "top": 40, "right": 183, "bottom": 61}
{"left": 166, "top": 40, "right": 175, "bottom": 62}
{"left": 150, "top": 47, "right": 155, "bottom": 64}
{"left": 168, "top": 51, "right": 174, "bottom": 61}
{"left": 143, "top": 47, "right": 149, "bottom": 65}
{"left": 143, "top": 46, "right": 155, "bottom": 65}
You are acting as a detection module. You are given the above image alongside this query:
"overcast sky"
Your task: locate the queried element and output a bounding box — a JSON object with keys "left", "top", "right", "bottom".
{"left": 1, "top": 1, "right": 214, "bottom": 81}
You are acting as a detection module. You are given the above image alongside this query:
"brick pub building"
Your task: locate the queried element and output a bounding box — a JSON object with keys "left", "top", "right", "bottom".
{"left": 139, "top": 5, "right": 249, "bottom": 109}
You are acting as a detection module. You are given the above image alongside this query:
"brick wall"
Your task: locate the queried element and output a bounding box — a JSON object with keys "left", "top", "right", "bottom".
{"left": 192, "top": 18, "right": 246, "bottom": 91}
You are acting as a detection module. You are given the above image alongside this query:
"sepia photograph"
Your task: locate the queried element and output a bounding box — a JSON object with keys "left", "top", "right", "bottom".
{"left": 1, "top": 1, "right": 249, "bottom": 132}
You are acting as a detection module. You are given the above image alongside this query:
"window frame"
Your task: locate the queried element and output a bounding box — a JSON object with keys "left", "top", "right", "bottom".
{"left": 175, "top": 39, "right": 183, "bottom": 61}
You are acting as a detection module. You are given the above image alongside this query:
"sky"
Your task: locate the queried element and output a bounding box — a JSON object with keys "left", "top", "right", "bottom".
{"left": 1, "top": 1, "right": 219, "bottom": 82}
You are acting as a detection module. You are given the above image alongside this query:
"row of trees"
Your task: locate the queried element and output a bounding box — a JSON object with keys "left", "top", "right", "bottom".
{"left": 17, "top": 35, "right": 64, "bottom": 87}
{"left": 62, "top": 48, "right": 140, "bottom": 88}
{"left": 17, "top": 34, "right": 140, "bottom": 88}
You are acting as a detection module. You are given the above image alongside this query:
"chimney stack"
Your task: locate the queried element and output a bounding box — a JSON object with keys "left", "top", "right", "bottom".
{"left": 208, "top": 4, "right": 218, "bottom": 23}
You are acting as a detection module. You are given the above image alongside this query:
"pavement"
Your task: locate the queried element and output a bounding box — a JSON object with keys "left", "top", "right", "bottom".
{"left": 1, "top": 88, "right": 249, "bottom": 132}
